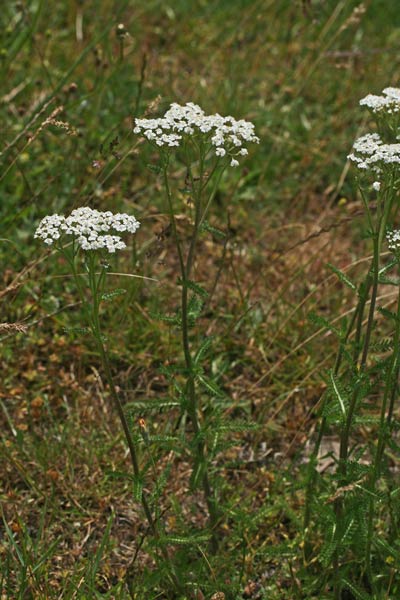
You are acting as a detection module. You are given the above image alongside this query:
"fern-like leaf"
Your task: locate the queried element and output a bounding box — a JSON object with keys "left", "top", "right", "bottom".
{"left": 328, "top": 370, "right": 347, "bottom": 418}
{"left": 177, "top": 277, "right": 208, "bottom": 298}
{"left": 308, "top": 311, "right": 341, "bottom": 338}
{"left": 125, "top": 399, "right": 181, "bottom": 414}
{"left": 101, "top": 288, "right": 126, "bottom": 302}
{"left": 194, "top": 336, "right": 214, "bottom": 365}
{"left": 200, "top": 220, "right": 226, "bottom": 239}
{"left": 327, "top": 263, "right": 356, "bottom": 291}
{"left": 341, "top": 579, "right": 373, "bottom": 600}
{"left": 197, "top": 374, "right": 224, "bottom": 397}
{"left": 132, "top": 475, "right": 143, "bottom": 501}
{"left": 160, "top": 533, "right": 210, "bottom": 546}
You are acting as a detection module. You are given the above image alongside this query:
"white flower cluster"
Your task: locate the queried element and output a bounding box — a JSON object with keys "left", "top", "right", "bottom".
{"left": 34, "top": 207, "right": 140, "bottom": 253}
{"left": 387, "top": 229, "right": 400, "bottom": 251}
{"left": 348, "top": 133, "right": 400, "bottom": 172}
{"left": 133, "top": 102, "right": 259, "bottom": 166}
{"left": 360, "top": 87, "right": 400, "bottom": 114}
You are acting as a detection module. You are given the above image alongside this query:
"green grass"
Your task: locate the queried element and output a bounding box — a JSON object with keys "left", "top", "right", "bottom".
{"left": 2, "top": 1, "right": 400, "bottom": 598}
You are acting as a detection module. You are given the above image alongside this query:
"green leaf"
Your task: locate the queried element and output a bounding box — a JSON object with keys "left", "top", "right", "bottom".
{"left": 308, "top": 311, "right": 340, "bottom": 337}
{"left": 369, "top": 337, "right": 393, "bottom": 352}
{"left": 125, "top": 399, "right": 181, "bottom": 413}
{"left": 101, "top": 288, "right": 127, "bottom": 302}
{"left": 194, "top": 336, "right": 214, "bottom": 365}
{"left": 341, "top": 579, "right": 373, "bottom": 600}
{"left": 339, "top": 516, "right": 356, "bottom": 547}
{"left": 197, "top": 374, "right": 224, "bottom": 397}
{"left": 146, "top": 163, "right": 162, "bottom": 174}
{"left": 63, "top": 326, "right": 90, "bottom": 336}
{"left": 177, "top": 278, "right": 208, "bottom": 298}
{"left": 200, "top": 220, "right": 226, "bottom": 239}
{"left": 148, "top": 434, "right": 179, "bottom": 442}
{"left": 379, "top": 259, "right": 397, "bottom": 276}
{"left": 88, "top": 512, "right": 114, "bottom": 585}
{"left": 327, "top": 263, "right": 356, "bottom": 291}
{"left": 159, "top": 364, "right": 186, "bottom": 378}
{"left": 377, "top": 275, "right": 400, "bottom": 286}
{"left": 212, "top": 421, "right": 259, "bottom": 433}
{"left": 150, "top": 311, "right": 181, "bottom": 326}
{"left": 319, "top": 526, "right": 337, "bottom": 567}
{"left": 1, "top": 515, "right": 25, "bottom": 566}
{"left": 187, "top": 294, "right": 203, "bottom": 325}
{"left": 328, "top": 371, "right": 347, "bottom": 417}
{"left": 378, "top": 259, "right": 400, "bottom": 285}
{"left": 374, "top": 536, "right": 400, "bottom": 559}
{"left": 132, "top": 475, "right": 143, "bottom": 501}
{"left": 377, "top": 306, "right": 399, "bottom": 322}
{"left": 353, "top": 415, "right": 381, "bottom": 427}
{"left": 190, "top": 459, "right": 205, "bottom": 490}
{"left": 160, "top": 533, "right": 210, "bottom": 546}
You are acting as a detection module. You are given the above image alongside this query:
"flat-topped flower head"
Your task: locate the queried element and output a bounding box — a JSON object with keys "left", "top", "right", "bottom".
{"left": 34, "top": 207, "right": 140, "bottom": 253}
{"left": 348, "top": 132, "right": 400, "bottom": 173}
{"left": 360, "top": 87, "right": 400, "bottom": 114}
{"left": 387, "top": 229, "right": 400, "bottom": 252}
{"left": 134, "top": 102, "right": 259, "bottom": 165}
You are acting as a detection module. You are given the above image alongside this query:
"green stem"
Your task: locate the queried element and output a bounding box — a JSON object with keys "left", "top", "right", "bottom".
{"left": 162, "top": 160, "right": 185, "bottom": 276}
{"left": 303, "top": 303, "right": 360, "bottom": 539}
{"left": 70, "top": 252, "right": 182, "bottom": 594}
{"left": 163, "top": 153, "right": 221, "bottom": 549}
{"left": 365, "top": 267, "right": 400, "bottom": 575}
{"left": 339, "top": 184, "right": 393, "bottom": 472}
{"left": 199, "top": 164, "right": 225, "bottom": 227}
{"left": 184, "top": 155, "right": 221, "bottom": 546}
{"left": 333, "top": 183, "right": 395, "bottom": 588}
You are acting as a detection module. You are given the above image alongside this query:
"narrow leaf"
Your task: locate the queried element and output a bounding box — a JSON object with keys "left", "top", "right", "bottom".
{"left": 177, "top": 278, "right": 208, "bottom": 298}
{"left": 341, "top": 579, "right": 372, "bottom": 600}
{"left": 197, "top": 374, "right": 224, "bottom": 397}
{"left": 101, "top": 288, "right": 127, "bottom": 302}
{"left": 327, "top": 263, "right": 356, "bottom": 291}
{"left": 200, "top": 220, "right": 226, "bottom": 239}
{"left": 125, "top": 399, "right": 181, "bottom": 413}
{"left": 329, "top": 371, "right": 347, "bottom": 417}
{"left": 132, "top": 476, "right": 143, "bottom": 501}
{"left": 194, "top": 336, "right": 214, "bottom": 365}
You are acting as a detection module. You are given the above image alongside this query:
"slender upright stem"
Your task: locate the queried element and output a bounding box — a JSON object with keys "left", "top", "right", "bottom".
{"left": 70, "top": 256, "right": 183, "bottom": 594}
{"left": 364, "top": 272, "right": 400, "bottom": 574}
{"left": 303, "top": 302, "right": 360, "bottom": 539}
{"left": 332, "top": 185, "right": 395, "bottom": 594}
{"left": 339, "top": 185, "right": 395, "bottom": 469}
{"left": 162, "top": 155, "right": 221, "bottom": 548}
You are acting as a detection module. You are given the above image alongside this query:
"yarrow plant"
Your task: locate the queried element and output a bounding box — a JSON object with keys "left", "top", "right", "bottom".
{"left": 304, "top": 87, "right": 400, "bottom": 599}
{"left": 134, "top": 102, "right": 259, "bottom": 553}
{"left": 34, "top": 100, "right": 258, "bottom": 596}
{"left": 34, "top": 206, "right": 183, "bottom": 593}
{"left": 34, "top": 103, "right": 259, "bottom": 597}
